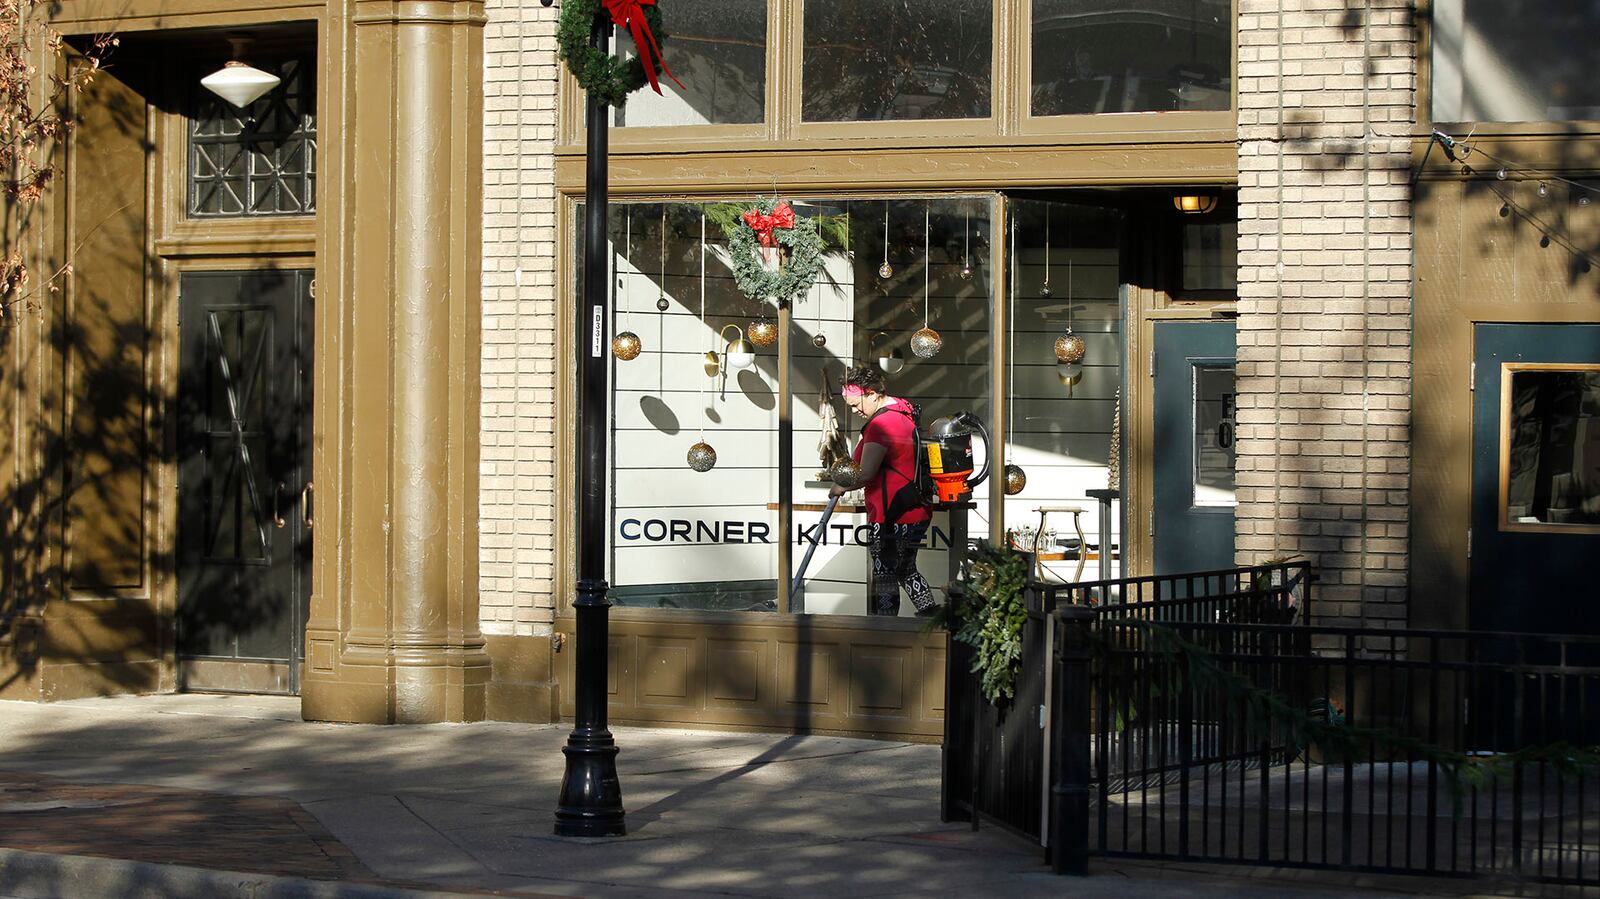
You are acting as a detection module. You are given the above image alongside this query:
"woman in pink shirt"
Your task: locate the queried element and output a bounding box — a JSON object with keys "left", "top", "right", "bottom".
{"left": 829, "top": 365, "right": 937, "bottom": 616}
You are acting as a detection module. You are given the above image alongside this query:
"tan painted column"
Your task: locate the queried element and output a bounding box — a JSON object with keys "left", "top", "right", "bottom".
{"left": 303, "top": 0, "right": 491, "bottom": 723}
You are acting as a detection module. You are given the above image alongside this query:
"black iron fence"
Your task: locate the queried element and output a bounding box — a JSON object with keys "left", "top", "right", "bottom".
{"left": 942, "top": 562, "right": 1306, "bottom": 843}
{"left": 1063, "top": 620, "right": 1600, "bottom": 883}
{"left": 946, "top": 562, "right": 1600, "bottom": 886}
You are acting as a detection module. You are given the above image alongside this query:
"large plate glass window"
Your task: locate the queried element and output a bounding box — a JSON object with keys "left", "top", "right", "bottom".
{"left": 1501, "top": 365, "right": 1600, "bottom": 530}
{"left": 188, "top": 58, "right": 315, "bottom": 218}
{"left": 801, "top": 0, "right": 993, "bottom": 122}
{"left": 610, "top": 0, "right": 767, "bottom": 127}
{"left": 1001, "top": 200, "right": 1124, "bottom": 582}
{"left": 1030, "top": 0, "right": 1231, "bottom": 116}
{"left": 595, "top": 196, "right": 995, "bottom": 617}
{"left": 1432, "top": 0, "right": 1600, "bottom": 122}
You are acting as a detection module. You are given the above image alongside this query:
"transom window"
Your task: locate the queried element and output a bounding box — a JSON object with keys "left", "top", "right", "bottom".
{"left": 188, "top": 58, "right": 316, "bottom": 218}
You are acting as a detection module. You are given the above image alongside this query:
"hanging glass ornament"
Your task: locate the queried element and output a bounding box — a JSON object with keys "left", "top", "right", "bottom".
{"left": 1054, "top": 331, "right": 1086, "bottom": 364}
{"left": 687, "top": 441, "right": 718, "bottom": 472}
{"left": 910, "top": 326, "right": 943, "bottom": 358}
{"left": 1003, "top": 464, "right": 1027, "bottom": 496}
{"left": 611, "top": 331, "right": 642, "bottom": 361}
{"left": 812, "top": 333, "right": 828, "bottom": 348}
{"left": 960, "top": 258, "right": 974, "bottom": 281}
{"left": 656, "top": 296, "right": 670, "bottom": 312}
{"left": 830, "top": 458, "right": 865, "bottom": 489}
{"left": 1040, "top": 205, "right": 1053, "bottom": 298}
{"left": 878, "top": 203, "right": 894, "bottom": 279}
{"left": 959, "top": 208, "right": 974, "bottom": 280}
{"left": 748, "top": 314, "right": 779, "bottom": 347}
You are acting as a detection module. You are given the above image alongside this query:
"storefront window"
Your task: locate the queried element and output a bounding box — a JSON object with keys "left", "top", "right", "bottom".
{"left": 1503, "top": 367, "right": 1600, "bottom": 529}
{"left": 598, "top": 196, "right": 994, "bottom": 617}
{"left": 1030, "top": 0, "right": 1231, "bottom": 116}
{"left": 1433, "top": 0, "right": 1600, "bottom": 122}
{"left": 1001, "top": 200, "right": 1123, "bottom": 581}
{"left": 610, "top": 0, "right": 767, "bottom": 127}
{"left": 801, "top": 0, "right": 993, "bottom": 122}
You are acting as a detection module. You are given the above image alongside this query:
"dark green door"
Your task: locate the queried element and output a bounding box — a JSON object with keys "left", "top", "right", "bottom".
{"left": 177, "top": 270, "right": 313, "bottom": 694}
{"left": 1471, "top": 324, "right": 1600, "bottom": 636}
{"left": 1153, "top": 321, "right": 1237, "bottom": 575}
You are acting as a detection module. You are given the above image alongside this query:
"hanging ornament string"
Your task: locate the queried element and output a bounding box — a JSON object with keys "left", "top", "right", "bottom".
{"left": 909, "top": 204, "right": 943, "bottom": 358}
{"left": 658, "top": 205, "right": 667, "bottom": 314}
{"left": 923, "top": 204, "right": 930, "bottom": 325}
{"left": 611, "top": 209, "right": 642, "bottom": 360}
{"left": 1008, "top": 215, "right": 1017, "bottom": 445}
{"left": 1041, "top": 206, "right": 1053, "bottom": 298}
{"left": 879, "top": 204, "right": 893, "bottom": 279}
{"left": 700, "top": 208, "right": 707, "bottom": 440}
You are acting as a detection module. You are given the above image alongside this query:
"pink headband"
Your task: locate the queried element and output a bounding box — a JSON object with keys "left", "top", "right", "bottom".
{"left": 842, "top": 385, "right": 867, "bottom": 398}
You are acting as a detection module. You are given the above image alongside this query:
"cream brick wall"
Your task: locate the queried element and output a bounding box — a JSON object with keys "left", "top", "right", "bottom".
{"left": 1235, "top": 0, "right": 1416, "bottom": 626}
{"left": 480, "top": 1, "right": 561, "bottom": 637}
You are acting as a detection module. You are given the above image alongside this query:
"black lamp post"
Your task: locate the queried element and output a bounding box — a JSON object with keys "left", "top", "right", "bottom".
{"left": 554, "top": 2, "right": 626, "bottom": 838}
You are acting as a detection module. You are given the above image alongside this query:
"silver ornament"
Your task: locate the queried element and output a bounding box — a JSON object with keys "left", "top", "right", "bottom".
{"left": 687, "top": 441, "right": 718, "bottom": 472}
{"left": 1054, "top": 331, "right": 1086, "bottom": 364}
{"left": 1039, "top": 283, "right": 1053, "bottom": 299}
{"left": 910, "top": 327, "right": 943, "bottom": 359}
{"left": 830, "top": 459, "right": 865, "bottom": 489}
{"left": 959, "top": 259, "right": 974, "bottom": 280}
{"left": 878, "top": 260, "right": 894, "bottom": 279}
{"left": 656, "top": 296, "right": 670, "bottom": 312}
{"left": 611, "top": 331, "right": 642, "bottom": 361}
{"left": 811, "top": 333, "right": 827, "bottom": 348}
{"left": 1003, "top": 464, "right": 1027, "bottom": 496}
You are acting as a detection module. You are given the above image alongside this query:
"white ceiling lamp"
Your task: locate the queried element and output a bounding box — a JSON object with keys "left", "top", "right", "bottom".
{"left": 201, "top": 38, "right": 280, "bottom": 109}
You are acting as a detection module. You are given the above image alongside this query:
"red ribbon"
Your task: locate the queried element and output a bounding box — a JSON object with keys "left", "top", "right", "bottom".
{"left": 603, "top": 0, "right": 685, "bottom": 95}
{"left": 742, "top": 202, "right": 796, "bottom": 248}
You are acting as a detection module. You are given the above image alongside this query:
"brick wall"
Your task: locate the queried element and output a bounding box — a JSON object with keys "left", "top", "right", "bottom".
{"left": 480, "top": 1, "right": 560, "bottom": 636}
{"left": 1235, "top": 0, "right": 1416, "bottom": 625}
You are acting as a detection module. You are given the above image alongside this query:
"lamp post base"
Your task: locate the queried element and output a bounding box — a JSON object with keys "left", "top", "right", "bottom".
{"left": 554, "top": 726, "right": 626, "bottom": 837}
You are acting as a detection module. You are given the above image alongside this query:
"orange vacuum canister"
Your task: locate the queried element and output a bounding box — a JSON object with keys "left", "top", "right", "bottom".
{"left": 924, "top": 412, "right": 990, "bottom": 503}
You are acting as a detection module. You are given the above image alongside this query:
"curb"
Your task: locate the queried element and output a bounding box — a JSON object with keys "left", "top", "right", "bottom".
{"left": 0, "top": 847, "right": 489, "bottom": 899}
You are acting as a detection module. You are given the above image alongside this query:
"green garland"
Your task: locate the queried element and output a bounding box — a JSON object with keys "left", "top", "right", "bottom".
{"left": 718, "top": 198, "right": 827, "bottom": 305}
{"left": 556, "top": 0, "right": 669, "bottom": 108}
{"left": 952, "top": 541, "right": 1031, "bottom": 706}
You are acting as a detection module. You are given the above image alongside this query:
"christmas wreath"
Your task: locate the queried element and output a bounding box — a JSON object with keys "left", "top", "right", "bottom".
{"left": 722, "top": 198, "right": 826, "bottom": 304}
{"left": 557, "top": 0, "right": 680, "bottom": 108}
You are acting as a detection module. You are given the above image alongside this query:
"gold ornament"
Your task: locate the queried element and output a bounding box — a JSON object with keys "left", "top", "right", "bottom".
{"left": 1003, "top": 464, "right": 1027, "bottom": 496}
{"left": 611, "top": 331, "right": 642, "bottom": 361}
{"left": 830, "top": 459, "right": 865, "bottom": 489}
{"left": 687, "top": 441, "right": 718, "bottom": 472}
{"left": 748, "top": 315, "right": 779, "bottom": 347}
{"left": 1054, "top": 331, "right": 1086, "bottom": 364}
{"left": 910, "top": 327, "right": 943, "bottom": 359}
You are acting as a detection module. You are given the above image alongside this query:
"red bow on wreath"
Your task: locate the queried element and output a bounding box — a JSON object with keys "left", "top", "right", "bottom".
{"left": 603, "top": 0, "right": 685, "bottom": 95}
{"left": 742, "top": 202, "right": 796, "bottom": 248}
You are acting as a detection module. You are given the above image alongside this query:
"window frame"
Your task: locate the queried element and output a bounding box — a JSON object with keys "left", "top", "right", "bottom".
{"left": 1497, "top": 362, "right": 1600, "bottom": 535}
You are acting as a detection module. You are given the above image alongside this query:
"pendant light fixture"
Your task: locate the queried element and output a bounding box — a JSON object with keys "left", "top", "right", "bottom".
{"left": 870, "top": 331, "right": 905, "bottom": 374}
{"left": 201, "top": 38, "right": 282, "bottom": 109}
{"left": 909, "top": 203, "right": 942, "bottom": 358}
{"left": 611, "top": 210, "right": 643, "bottom": 361}
{"left": 878, "top": 203, "right": 894, "bottom": 280}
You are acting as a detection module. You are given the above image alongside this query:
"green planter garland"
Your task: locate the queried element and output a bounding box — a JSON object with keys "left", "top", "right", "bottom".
{"left": 556, "top": 0, "right": 671, "bottom": 108}
{"left": 953, "top": 541, "right": 1030, "bottom": 706}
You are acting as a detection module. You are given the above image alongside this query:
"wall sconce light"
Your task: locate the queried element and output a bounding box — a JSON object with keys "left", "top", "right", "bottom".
{"left": 201, "top": 38, "right": 281, "bottom": 108}
{"left": 869, "top": 331, "right": 905, "bottom": 374}
{"left": 719, "top": 324, "right": 756, "bottom": 371}
{"left": 1172, "top": 194, "right": 1219, "bottom": 215}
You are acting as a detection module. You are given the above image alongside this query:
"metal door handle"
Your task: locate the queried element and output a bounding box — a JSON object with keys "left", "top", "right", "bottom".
{"left": 274, "top": 482, "right": 286, "bottom": 528}
{"left": 302, "top": 481, "right": 314, "bottom": 530}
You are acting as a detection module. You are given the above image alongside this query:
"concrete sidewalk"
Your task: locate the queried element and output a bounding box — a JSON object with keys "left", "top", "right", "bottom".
{"left": 0, "top": 695, "right": 1521, "bottom": 898}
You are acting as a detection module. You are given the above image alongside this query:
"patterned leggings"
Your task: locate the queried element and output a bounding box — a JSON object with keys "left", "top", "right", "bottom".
{"left": 868, "top": 522, "right": 936, "bottom": 616}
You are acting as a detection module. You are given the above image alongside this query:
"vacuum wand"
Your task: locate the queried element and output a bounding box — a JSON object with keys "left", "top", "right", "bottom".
{"left": 789, "top": 494, "right": 841, "bottom": 612}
